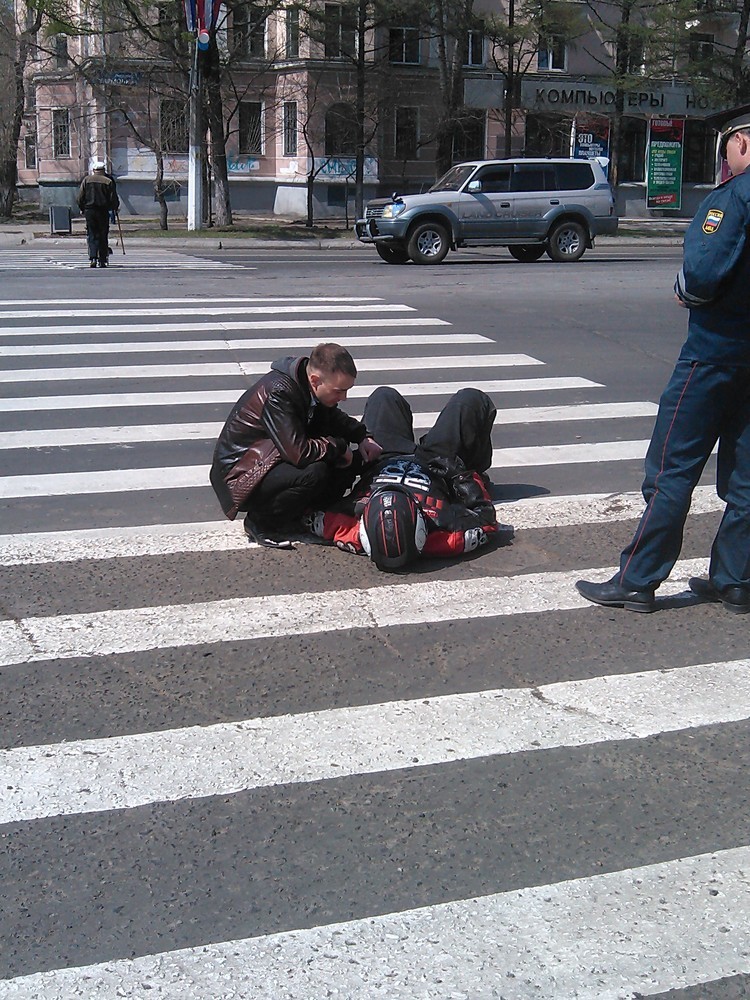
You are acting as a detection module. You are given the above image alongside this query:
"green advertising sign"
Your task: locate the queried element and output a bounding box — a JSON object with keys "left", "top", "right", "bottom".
{"left": 647, "top": 118, "right": 685, "bottom": 210}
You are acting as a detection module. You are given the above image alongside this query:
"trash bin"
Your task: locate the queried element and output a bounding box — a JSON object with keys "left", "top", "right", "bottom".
{"left": 49, "top": 205, "right": 72, "bottom": 235}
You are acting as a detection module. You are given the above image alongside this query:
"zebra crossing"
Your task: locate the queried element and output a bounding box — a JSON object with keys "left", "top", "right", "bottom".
{"left": 1, "top": 293, "right": 748, "bottom": 998}
{"left": 0, "top": 243, "right": 240, "bottom": 270}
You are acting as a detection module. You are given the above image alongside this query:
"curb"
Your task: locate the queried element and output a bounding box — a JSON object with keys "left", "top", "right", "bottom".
{"left": 0, "top": 230, "right": 36, "bottom": 247}
{"left": 19, "top": 233, "right": 683, "bottom": 250}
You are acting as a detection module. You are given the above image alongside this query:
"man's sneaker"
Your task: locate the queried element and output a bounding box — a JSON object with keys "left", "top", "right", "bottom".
{"left": 689, "top": 577, "right": 750, "bottom": 614}
{"left": 575, "top": 576, "right": 656, "bottom": 613}
{"left": 242, "top": 513, "right": 295, "bottom": 550}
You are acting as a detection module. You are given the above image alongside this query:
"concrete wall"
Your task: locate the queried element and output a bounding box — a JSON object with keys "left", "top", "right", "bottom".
{"left": 615, "top": 183, "right": 712, "bottom": 220}
{"left": 34, "top": 178, "right": 378, "bottom": 220}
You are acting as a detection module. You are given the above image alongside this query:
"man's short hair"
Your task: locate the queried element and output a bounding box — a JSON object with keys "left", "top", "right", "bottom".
{"left": 308, "top": 343, "right": 357, "bottom": 378}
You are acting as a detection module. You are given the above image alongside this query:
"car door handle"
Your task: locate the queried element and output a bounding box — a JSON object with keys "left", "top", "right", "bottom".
{"left": 549, "top": 199, "right": 560, "bottom": 205}
{"left": 500, "top": 202, "right": 510, "bottom": 207}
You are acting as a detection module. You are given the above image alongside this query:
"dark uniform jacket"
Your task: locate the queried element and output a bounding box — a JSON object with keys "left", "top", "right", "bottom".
{"left": 675, "top": 166, "right": 750, "bottom": 364}
{"left": 210, "top": 355, "right": 368, "bottom": 519}
{"left": 76, "top": 172, "right": 119, "bottom": 212}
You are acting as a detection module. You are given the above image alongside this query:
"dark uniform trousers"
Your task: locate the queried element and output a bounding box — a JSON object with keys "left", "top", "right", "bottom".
{"left": 619, "top": 358, "right": 750, "bottom": 592}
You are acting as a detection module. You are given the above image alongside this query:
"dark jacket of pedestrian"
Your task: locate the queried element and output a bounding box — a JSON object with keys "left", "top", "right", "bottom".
{"left": 210, "top": 355, "right": 368, "bottom": 519}
{"left": 77, "top": 170, "right": 119, "bottom": 212}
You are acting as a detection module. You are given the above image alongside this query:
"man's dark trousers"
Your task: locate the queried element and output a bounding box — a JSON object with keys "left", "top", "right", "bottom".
{"left": 362, "top": 386, "right": 496, "bottom": 470}
{"left": 84, "top": 208, "right": 110, "bottom": 265}
{"left": 248, "top": 460, "right": 358, "bottom": 524}
{"left": 619, "top": 359, "right": 750, "bottom": 592}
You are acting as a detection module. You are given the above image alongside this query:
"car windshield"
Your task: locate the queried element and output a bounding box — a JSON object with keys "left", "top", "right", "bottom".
{"left": 429, "top": 164, "right": 477, "bottom": 192}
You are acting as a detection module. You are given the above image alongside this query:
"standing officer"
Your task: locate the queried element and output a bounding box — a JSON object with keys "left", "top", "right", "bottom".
{"left": 76, "top": 160, "right": 119, "bottom": 268}
{"left": 576, "top": 102, "right": 750, "bottom": 614}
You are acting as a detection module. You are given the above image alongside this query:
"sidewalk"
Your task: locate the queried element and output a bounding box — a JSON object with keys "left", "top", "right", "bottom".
{"left": 0, "top": 214, "right": 688, "bottom": 249}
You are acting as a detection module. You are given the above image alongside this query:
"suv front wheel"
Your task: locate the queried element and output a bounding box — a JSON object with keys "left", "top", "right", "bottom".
{"left": 407, "top": 221, "right": 450, "bottom": 264}
{"left": 546, "top": 220, "right": 588, "bottom": 262}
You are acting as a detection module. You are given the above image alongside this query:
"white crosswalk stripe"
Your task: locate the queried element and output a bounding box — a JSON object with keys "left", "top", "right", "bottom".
{"left": 1, "top": 292, "right": 745, "bottom": 998}
{"left": 0, "top": 846, "right": 746, "bottom": 999}
{"left": 0, "top": 246, "right": 241, "bottom": 269}
{"left": 2, "top": 651, "right": 745, "bottom": 824}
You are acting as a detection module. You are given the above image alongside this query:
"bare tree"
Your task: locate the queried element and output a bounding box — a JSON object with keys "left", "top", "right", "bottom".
{"left": 485, "top": 0, "right": 585, "bottom": 158}
{"left": 0, "top": 0, "right": 46, "bottom": 217}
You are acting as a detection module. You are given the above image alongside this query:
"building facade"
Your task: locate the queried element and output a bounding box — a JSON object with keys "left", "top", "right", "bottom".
{"left": 15, "top": 0, "right": 745, "bottom": 219}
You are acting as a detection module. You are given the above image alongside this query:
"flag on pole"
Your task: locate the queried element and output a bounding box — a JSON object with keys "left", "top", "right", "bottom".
{"left": 183, "top": 0, "right": 196, "bottom": 32}
{"left": 184, "top": 0, "right": 222, "bottom": 34}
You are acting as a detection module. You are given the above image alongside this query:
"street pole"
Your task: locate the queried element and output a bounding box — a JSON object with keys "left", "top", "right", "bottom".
{"left": 504, "top": 0, "right": 515, "bottom": 157}
{"left": 187, "top": 39, "right": 202, "bottom": 231}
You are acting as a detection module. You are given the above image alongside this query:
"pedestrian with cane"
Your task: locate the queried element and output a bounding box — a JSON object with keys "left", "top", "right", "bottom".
{"left": 76, "top": 160, "right": 119, "bottom": 268}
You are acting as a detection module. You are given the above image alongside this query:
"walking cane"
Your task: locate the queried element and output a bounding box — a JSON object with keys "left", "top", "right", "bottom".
{"left": 116, "top": 212, "right": 125, "bottom": 255}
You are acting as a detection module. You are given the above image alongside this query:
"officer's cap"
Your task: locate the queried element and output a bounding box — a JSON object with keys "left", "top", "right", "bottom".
{"left": 705, "top": 103, "right": 750, "bottom": 157}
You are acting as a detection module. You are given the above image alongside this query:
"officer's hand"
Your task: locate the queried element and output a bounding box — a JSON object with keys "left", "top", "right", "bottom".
{"left": 359, "top": 437, "right": 383, "bottom": 463}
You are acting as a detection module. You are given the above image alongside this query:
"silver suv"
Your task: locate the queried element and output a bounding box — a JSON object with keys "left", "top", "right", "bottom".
{"left": 356, "top": 157, "right": 617, "bottom": 264}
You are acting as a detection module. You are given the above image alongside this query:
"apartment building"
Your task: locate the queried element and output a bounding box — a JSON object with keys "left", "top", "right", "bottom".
{"left": 15, "top": 0, "right": 744, "bottom": 219}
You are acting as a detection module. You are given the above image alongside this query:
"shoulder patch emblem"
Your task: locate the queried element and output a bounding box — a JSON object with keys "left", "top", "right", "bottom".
{"left": 702, "top": 209, "right": 724, "bottom": 234}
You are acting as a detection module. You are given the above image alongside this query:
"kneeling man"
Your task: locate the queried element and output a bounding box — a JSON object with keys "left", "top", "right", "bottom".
{"left": 210, "top": 342, "right": 382, "bottom": 545}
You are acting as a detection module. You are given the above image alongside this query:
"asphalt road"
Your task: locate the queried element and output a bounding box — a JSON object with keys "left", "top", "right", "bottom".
{"left": 0, "top": 240, "right": 749, "bottom": 999}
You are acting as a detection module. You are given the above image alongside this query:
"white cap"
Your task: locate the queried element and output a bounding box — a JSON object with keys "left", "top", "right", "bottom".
{"left": 92, "top": 160, "right": 106, "bottom": 170}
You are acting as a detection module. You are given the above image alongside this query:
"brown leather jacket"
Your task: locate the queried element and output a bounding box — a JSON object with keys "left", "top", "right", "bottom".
{"left": 210, "top": 355, "right": 368, "bottom": 519}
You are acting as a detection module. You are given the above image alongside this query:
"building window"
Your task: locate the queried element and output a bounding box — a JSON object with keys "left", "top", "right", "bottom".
{"left": 684, "top": 119, "right": 715, "bottom": 183}
{"left": 538, "top": 36, "right": 566, "bottom": 71}
{"left": 620, "top": 117, "right": 647, "bottom": 182}
{"left": 325, "top": 102, "right": 357, "bottom": 155}
{"left": 283, "top": 101, "right": 298, "bottom": 155}
{"left": 689, "top": 32, "right": 714, "bottom": 62}
{"left": 324, "top": 3, "right": 355, "bottom": 59}
{"left": 158, "top": 1, "right": 189, "bottom": 58}
{"left": 453, "top": 111, "right": 484, "bottom": 162}
{"left": 54, "top": 34, "right": 69, "bottom": 68}
{"left": 25, "top": 133, "right": 37, "bottom": 169}
{"left": 525, "top": 113, "right": 572, "bottom": 157}
{"left": 160, "top": 99, "right": 188, "bottom": 153}
{"left": 285, "top": 7, "right": 300, "bottom": 57}
{"left": 465, "top": 26, "right": 484, "bottom": 66}
{"left": 239, "top": 101, "right": 263, "bottom": 153}
{"left": 233, "top": 4, "right": 267, "bottom": 58}
{"left": 688, "top": 32, "right": 714, "bottom": 77}
{"left": 389, "top": 21, "right": 420, "bottom": 63}
{"left": 626, "top": 40, "right": 645, "bottom": 75}
{"left": 395, "top": 106, "right": 418, "bottom": 159}
{"left": 52, "top": 109, "right": 71, "bottom": 158}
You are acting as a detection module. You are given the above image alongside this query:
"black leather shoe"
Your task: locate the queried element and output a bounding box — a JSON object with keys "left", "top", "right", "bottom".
{"left": 89, "top": 259, "right": 97, "bottom": 268}
{"left": 575, "top": 577, "right": 656, "bottom": 613}
{"left": 689, "top": 577, "right": 750, "bottom": 614}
